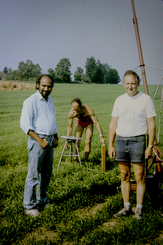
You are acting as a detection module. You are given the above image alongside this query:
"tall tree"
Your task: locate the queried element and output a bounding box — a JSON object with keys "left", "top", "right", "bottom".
{"left": 55, "top": 58, "right": 72, "bottom": 83}
{"left": 7, "top": 70, "right": 19, "bottom": 80}
{"left": 48, "top": 68, "right": 55, "bottom": 80}
{"left": 85, "top": 56, "right": 120, "bottom": 84}
{"left": 74, "top": 67, "right": 83, "bottom": 82}
{"left": 93, "top": 60, "right": 105, "bottom": 84}
{"left": 107, "top": 68, "right": 121, "bottom": 84}
{"left": 3, "top": 66, "right": 10, "bottom": 75}
{"left": 85, "top": 56, "right": 97, "bottom": 83}
{"left": 101, "top": 63, "right": 111, "bottom": 84}
{"left": 18, "top": 60, "right": 42, "bottom": 81}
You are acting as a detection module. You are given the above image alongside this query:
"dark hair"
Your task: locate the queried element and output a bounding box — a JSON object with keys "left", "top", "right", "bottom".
{"left": 123, "top": 70, "right": 140, "bottom": 85}
{"left": 71, "top": 98, "right": 82, "bottom": 107}
{"left": 35, "top": 74, "right": 54, "bottom": 89}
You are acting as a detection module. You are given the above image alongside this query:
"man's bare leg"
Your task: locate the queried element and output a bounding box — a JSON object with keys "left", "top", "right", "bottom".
{"left": 113, "top": 162, "right": 132, "bottom": 218}
{"left": 133, "top": 162, "right": 146, "bottom": 205}
{"left": 85, "top": 124, "right": 93, "bottom": 161}
{"left": 75, "top": 124, "right": 84, "bottom": 161}
{"left": 118, "top": 162, "right": 131, "bottom": 203}
{"left": 132, "top": 162, "right": 146, "bottom": 219}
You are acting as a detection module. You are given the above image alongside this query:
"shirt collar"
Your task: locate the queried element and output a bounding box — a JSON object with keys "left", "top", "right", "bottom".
{"left": 36, "top": 90, "right": 48, "bottom": 101}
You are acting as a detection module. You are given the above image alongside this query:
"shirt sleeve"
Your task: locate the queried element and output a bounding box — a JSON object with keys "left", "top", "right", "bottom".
{"left": 111, "top": 98, "right": 119, "bottom": 117}
{"left": 146, "top": 96, "right": 156, "bottom": 118}
{"left": 20, "top": 99, "right": 35, "bottom": 134}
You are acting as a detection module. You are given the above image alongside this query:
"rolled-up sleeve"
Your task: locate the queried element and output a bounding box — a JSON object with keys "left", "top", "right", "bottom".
{"left": 20, "top": 100, "right": 34, "bottom": 134}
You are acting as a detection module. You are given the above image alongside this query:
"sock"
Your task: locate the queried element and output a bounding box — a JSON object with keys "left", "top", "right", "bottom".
{"left": 136, "top": 204, "right": 143, "bottom": 213}
{"left": 124, "top": 202, "right": 131, "bottom": 211}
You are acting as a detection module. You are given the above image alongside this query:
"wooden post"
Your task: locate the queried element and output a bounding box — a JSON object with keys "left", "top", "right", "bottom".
{"left": 102, "top": 143, "right": 106, "bottom": 172}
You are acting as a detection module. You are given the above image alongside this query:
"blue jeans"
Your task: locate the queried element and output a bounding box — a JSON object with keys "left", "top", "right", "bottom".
{"left": 24, "top": 135, "right": 54, "bottom": 209}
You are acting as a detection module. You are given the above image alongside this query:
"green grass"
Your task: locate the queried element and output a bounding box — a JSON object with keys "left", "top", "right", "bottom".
{"left": 0, "top": 83, "right": 163, "bottom": 244}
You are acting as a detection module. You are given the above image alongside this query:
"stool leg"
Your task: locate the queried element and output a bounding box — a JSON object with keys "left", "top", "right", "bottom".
{"left": 75, "top": 142, "right": 82, "bottom": 167}
{"left": 58, "top": 140, "right": 68, "bottom": 170}
{"left": 69, "top": 140, "right": 73, "bottom": 162}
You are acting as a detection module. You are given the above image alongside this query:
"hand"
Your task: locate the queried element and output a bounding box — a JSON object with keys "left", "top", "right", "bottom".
{"left": 100, "top": 137, "right": 105, "bottom": 144}
{"left": 108, "top": 146, "right": 116, "bottom": 159}
{"left": 39, "top": 138, "right": 49, "bottom": 149}
{"left": 145, "top": 147, "right": 152, "bottom": 160}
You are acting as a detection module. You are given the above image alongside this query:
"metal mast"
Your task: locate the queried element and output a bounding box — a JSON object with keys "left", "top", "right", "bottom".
{"left": 131, "top": 0, "right": 149, "bottom": 94}
{"left": 131, "top": 0, "right": 163, "bottom": 174}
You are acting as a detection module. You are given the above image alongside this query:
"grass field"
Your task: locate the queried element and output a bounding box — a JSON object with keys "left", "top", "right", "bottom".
{"left": 1, "top": 83, "right": 163, "bottom": 244}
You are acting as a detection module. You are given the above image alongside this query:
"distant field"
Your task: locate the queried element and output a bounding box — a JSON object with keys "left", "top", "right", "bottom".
{"left": 0, "top": 83, "right": 163, "bottom": 244}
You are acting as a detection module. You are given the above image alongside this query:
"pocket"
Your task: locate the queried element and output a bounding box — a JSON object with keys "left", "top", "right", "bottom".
{"left": 28, "top": 137, "right": 35, "bottom": 151}
{"left": 115, "top": 135, "right": 120, "bottom": 142}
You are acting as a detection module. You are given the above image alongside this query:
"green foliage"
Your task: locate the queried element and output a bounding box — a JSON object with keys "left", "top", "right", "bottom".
{"left": 82, "top": 75, "right": 92, "bottom": 83}
{"left": 47, "top": 68, "right": 55, "bottom": 80}
{"left": 55, "top": 58, "right": 72, "bottom": 83}
{"left": 85, "top": 56, "right": 97, "bottom": 83}
{"left": 0, "top": 84, "right": 163, "bottom": 244}
{"left": 18, "top": 59, "right": 42, "bottom": 81}
{"left": 3, "top": 57, "right": 121, "bottom": 84}
{"left": 85, "top": 56, "right": 119, "bottom": 84}
{"left": 107, "top": 68, "right": 121, "bottom": 84}
{"left": 74, "top": 67, "right": 84, "bottom": 82}
{"left": 3, "top": 66, "right": 11, "bottom": 75}
{"left": 6, "top": 69, "right": 19, "bottom": 80}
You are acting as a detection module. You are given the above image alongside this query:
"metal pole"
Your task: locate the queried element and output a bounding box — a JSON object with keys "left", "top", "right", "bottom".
{"left": 131, "top": 0, "right": 149, "bottom": 94}
{"left": 157, "top": 88, "right": 163, "bottom": 143}
{"left": 131, "top": 0, "right": 162, "bottom": 174}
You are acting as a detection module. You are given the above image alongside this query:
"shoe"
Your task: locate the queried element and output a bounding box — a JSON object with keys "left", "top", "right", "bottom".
{"left": 24, "top": 208, "right": 40, "bottom": 217}
{"left": 113, "top": 207, "right": 132, "bottom": 218}
{"left": 133, "top": 208, "right": 143, "bottom": 220}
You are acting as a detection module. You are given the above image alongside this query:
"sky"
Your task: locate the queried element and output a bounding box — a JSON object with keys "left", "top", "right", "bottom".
{"left": 0, "top": 0, "right": 163, "bottom": 85}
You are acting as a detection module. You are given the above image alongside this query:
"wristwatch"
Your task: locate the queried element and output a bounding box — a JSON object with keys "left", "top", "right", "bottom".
{"left": 148, "top": 145, "right": 153, "bottom": 149}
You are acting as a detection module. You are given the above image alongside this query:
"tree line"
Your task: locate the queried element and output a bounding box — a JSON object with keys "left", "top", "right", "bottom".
{"left": 2, "top": 56, "right": 120, "bottom": 84}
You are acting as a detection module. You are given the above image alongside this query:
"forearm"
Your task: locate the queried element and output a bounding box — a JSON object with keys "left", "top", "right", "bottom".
{"left": 28, "top": 130, "right": 42, "bottom": 144}
{"left": 145, "top": 117, "right": 156, "bottom": 159}
{"left": 28, "top": 130, "right": 49, "bottom": 149}
{"left": 109, "top": 130, "right": 116, "bottom": 148}
{"left": 149, "top": 125, "right": 155, "bottom": 145}
{"left": 108, "top": 127, "right": 116, "bottom": 158}
{"left": 147, "top": 118, "right": 156, "bottom": 146}
{"left": 108, "top": 120, "right": 117, "bottom": 149}
{"left": 67, "top": 126, "right": 73, "bottom": 136}
{"left": 95, "top": 122, "right": 103, "bottom": 136}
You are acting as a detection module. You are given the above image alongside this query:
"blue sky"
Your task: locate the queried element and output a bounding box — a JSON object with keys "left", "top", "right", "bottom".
{"left": 0, "top": 0, "right": 163, "bottom": 85}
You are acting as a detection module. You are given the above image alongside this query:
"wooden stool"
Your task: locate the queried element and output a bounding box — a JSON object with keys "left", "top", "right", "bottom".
{"left": 57, "top": 136, "right": 82, "bottom": 170}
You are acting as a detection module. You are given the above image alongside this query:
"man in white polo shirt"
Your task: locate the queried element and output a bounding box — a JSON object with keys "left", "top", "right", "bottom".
{"left": 108, "top": 70, "right": 156, "bottom": 220}
{"left": 20, "top": 74, "right": 58, "bottom": 217}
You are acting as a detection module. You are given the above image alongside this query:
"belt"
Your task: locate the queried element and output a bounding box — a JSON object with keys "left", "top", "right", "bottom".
{"left": 117, "top": 134, "right": 145, "bottom": 139}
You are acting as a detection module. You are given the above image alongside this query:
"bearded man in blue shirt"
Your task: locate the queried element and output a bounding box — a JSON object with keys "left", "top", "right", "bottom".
{"left": 20, "top": 74, "right": 58, "bottom": 217}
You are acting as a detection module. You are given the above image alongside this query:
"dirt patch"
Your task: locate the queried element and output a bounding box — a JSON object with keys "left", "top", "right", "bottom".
{"left": 0, "top": 81, "right": 35, "bottom": 91}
